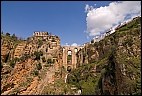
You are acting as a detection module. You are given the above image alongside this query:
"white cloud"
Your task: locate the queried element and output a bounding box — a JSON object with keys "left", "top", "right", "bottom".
{"left": 71, "top": 43, "right": 79, "bottom": 46}
{"left": 63, "top": 43, "right": 80, "bottom": 46}
{"left": 65, "top": 43, "right": 69, "bottom": 46}
{"left": 85, "top": 1, "right": 141, "bottom": 37}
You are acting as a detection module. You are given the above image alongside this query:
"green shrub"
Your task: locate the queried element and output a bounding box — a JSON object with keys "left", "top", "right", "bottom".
{"left": 34, "top": 51, "right": 43, "bottom": 60}
{"left": 4, "top": 53, "right": 10, "bottom": 63}
{"left": 14, "top": 57, "right": 20, "bottom": 62}
{"left": 11, "top": 34, "right": 17, "bottom": 40}
{"left": 81, "top": 79, "right": 95, "bottom": 95}
{"left": 10, "top": 60, "right": 16, "bottom": 68}
{"left": 52, "top": 59, "right": 55, "bottom": 64}
{"left": 39, "top": 51, "right": 43, "bottom": 56}
{"left": 122, "top": 37, "right": 133, "bottom": 47}
{"left": 91, "top": 40, "right": 94, "bottom": 43}
{"left": 44, "top": 63, "right": 50, "bottom": 67}
{"left": 6, "top": 32, "right": 10, "bottom": 36}
{"left": 19, "top": 81, "right": 29, "bottom": 87}
{"left": 36, "top": 63, "right": 42, "bottom": 70}
{"left": 38, "top": 39, "right": 43, "bottom": 47}
{"left": 33, "top": 70, "right": 39, "bottom": 76}
{"left": 20, "top": 55, "right": 26, "bottom": 62}
{"left": 47, "top": 59, "right": 52, "bottom": 64}
{"left": 42, "top": 56, "right": 46, "bottom": 62}
{"left": 51, "top": 38, "right": 56, "bottom": 42}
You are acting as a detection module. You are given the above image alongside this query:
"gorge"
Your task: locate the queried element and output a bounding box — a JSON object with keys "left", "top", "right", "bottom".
{"left": 1, "top": 16, "right": 141, "bottom": 95}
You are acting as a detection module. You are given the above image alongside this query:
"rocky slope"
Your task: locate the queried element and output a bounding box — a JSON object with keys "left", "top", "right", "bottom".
{"left": 1, "top": 32, "right": 65, "bottom": 95}
{"left": 67, "top": 16, "right": 141, "bottom": 95}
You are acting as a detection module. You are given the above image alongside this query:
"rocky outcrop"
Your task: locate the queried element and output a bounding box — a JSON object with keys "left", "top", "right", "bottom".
{"left": 1, "top": 31, "right": 63, "bottom": 95}
{"left": 14, "top": 42, "right": 27, "bottom": 58}
{"left": 68, "top": 16, "right": 141, "bottom": 95}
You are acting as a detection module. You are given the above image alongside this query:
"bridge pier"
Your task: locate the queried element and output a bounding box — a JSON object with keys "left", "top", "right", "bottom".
{"left": 62, "top": 46, "right": 82, "bottom": 71}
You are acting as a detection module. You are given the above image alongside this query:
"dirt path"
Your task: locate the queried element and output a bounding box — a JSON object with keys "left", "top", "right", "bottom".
{"left": 35, "top": 66, "right": 55, "bottom": 94}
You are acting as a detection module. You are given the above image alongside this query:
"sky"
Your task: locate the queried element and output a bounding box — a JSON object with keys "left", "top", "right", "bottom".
{"left": 1, "top": 1, "right": 141, "bottom": 46}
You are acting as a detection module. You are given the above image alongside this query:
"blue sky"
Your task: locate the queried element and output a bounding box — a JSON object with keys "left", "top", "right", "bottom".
{"left": 1, "top": 1, "right": 113, "bottom": 46}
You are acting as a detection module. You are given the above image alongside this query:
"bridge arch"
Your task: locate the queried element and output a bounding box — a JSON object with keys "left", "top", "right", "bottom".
{"left": 62, "top": 46, "right": 82, "bottom": 71}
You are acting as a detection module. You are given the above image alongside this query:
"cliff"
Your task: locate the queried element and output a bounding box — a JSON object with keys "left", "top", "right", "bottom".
{"left": 1, "top": 32, "right": 64, "bottom": 95}
{"left": 67, "top": 16, "right": 141, "bottom": 95}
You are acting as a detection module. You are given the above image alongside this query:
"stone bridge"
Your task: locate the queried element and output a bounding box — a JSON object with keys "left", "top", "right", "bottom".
{"left": 62, "top": 46, "right": 83, "bottom": 71}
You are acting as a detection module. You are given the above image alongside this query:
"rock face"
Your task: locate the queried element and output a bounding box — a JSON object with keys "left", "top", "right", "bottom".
{"left": 1, "top": 31, "right": 63, "bottom": 95}
{"left": 1, "top": 40, "right": 14, "bottom": 62}
{"left": 14, "top": 42, "right": 27, "bottom": 58}
{"left": 68, "top": 16, "right": 141, "bottom": 95}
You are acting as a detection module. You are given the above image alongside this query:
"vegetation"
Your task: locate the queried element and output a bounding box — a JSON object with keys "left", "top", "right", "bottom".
{"left": 45, "top": 58, "right": 55, "bottom": 67}
{"left": 11, "top": 34, "right": 17, "bottom": 41}
{"left": 47, "top": 58, "right": 52, "bottom": 64}
{"left": 91, "top": 39, "right": 94, "bottom": 43}
{"left": 4, "top": 53, "right": 10, "bottom": 63}
{"left": 34, "top": 51, "right": 43, "bottom": 60}
{"left": 36, "top": 63, "right": 42, "bottom": 70}
{"left": 67, "top": 17, "right": 141, "bottom": 95}
{"left": 67, "top": 63, "right": 101, "bottom": 95}
{"left": 47, "top": 58, "right": 55, "bottom": 64}
{"left": 51, "top": 38, "right": 56, "bottom": 42}
{"left": 117, "top": 17, "right": 140, "bottom": 32}
{"left": 9, "top": 60, "right": 16, "bottom": 68}
{"left": 32, "top": 70, "right": 39, "bottom": 76}
{"left": 9, "top": 58, "right": 20, "bottom": 68}
{"left": 42, "top": 56, "right": 46, "bottom": 62}
{"left": 67, "top": 55, "right": 72, "bottom": 64}
{"left": 41, "top": 79, "right": 74, "bottom": 95}
{"left": 6, "top": 32, "right": 10, "bottom": 36}
{"left": 38, "top": 39, "right": 43, "bottom": 47}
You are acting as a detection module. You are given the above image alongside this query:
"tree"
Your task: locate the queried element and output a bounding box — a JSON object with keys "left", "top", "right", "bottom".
{"left": 6, "top": 32, "right": 10, "bottom": 36}
{"left": 14, "top": 57, "right": 20, "bottom": 62}
{"left": 27, "top": 37, "right": 31, "bottom": 41}
{"left": 4, "top": 53, "right": 10, "bottom": 63}
{"left": 47, "top": 59, "right": 52, "bottom": 64}
{"left": 34, "top": 51, "right": 41, "bottom": 60}
{"left": 91, "top": 40, "right": 94, "bottom": 43}
{"left": 51, "top": 38, "right": 56, "bottom": 42}
{"left": 20, "top": 56, "right": 25, "bottom": 62}
{"left": 10, "top": 60, "right": 16, "bottom": 68}
{"left": 42, "top": 56, "right": 46, "bottom": 62}
{"left": 39, "top": 51, "right": 43, "bottom": 56}
{"left": 33, "top": 70, "right": 39, "bottom": 76}
{"left": 11, "top": 33, "right": 17, "bottom": 40}
{"left": 36, "top": 63, "right": 42, "bottom": 70}
{"left": 38, "top": 39, "right": 43, "bottom": 47}
{"left": 81, "top": 77, "right": 96, "bottom": 95}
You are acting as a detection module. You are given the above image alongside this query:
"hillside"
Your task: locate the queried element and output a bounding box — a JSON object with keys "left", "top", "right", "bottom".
{"left": 1, "top": 16, "right": 141, "bottom": 95}
{"left": 1, "top": 32, "right": 66, "bottom": 95}
{"left": 67, "top": 16, "right": 141, "bottom": 95}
